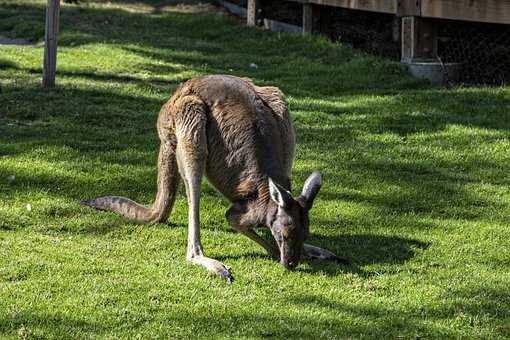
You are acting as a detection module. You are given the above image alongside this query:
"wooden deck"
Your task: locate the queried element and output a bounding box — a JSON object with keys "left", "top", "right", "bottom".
{"left": 421, "top": 0, "right": 510, "bottom": 25}
{"left": 286, "top": 0, "right": 510, "bottom": 25}
{"left": 240, "top": 0, "right": 510, "bottom": 74}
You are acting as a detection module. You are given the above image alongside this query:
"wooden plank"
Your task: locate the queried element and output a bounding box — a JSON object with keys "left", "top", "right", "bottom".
{"left": 304, "top": 0, "right": 397, "bottom": 14}
{"left": 302, "top": 3, "right": 313, "bottom": 34}
{"left": 421, "top": 0, "right": 510, "bottom": 25}
{"left": 42, "top": 0, "right": 60, "bottom": 88}
{"left": 397, "top": 0, "right": 420, "bottom": 16}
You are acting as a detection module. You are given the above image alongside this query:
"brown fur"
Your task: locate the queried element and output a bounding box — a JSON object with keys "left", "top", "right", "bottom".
{"left": 82, "top": 75, "right": 346, "bottom": 283}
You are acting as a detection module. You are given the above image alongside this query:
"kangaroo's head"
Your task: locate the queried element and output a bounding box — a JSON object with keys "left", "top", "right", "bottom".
{"left": 267, "top": 171, "right": 322, "bottom": 270}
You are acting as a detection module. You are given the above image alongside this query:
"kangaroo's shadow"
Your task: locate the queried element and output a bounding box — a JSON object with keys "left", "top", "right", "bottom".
{"left": 215, "top": 228, "right": 429, "bottom": 277}
{"left": 300, "top": 233, "right": 429, "bottom": 277}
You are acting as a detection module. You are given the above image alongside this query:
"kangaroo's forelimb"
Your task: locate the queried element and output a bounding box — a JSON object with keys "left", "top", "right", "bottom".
{"left": 226, "top": 204, "right": 279, "bottom": 260}
{"left": 303, "top": 244, "right": 350, "bottom": 265}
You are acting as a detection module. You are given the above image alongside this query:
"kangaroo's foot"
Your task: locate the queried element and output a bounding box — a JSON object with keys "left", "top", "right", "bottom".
{"left": 303, "top": 244, "right": 349, "bottom": 265}
{"left": 187, "top": 254, "right": 234, "bottom": 284}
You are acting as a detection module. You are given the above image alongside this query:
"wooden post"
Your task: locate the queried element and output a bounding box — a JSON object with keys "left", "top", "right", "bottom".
{"left": 302, "top": 3, "right": 313, "bottom": 35}
{"left": 401, "top": 16, "right": 437, "bottom": 62}
{"left": 398, "top": 0, "right": 437, "bottom": 62}
{"left": 247, "top": 0, "right": 261, "bottom": 27}
{"left": 392, "top": 17, "right": 401, "bottom": 42}
{"left": 318, "top": 4, "right": 333, "bottom": 39}
{"left": 43, "top": 0, "right": 60, "bottom": 88}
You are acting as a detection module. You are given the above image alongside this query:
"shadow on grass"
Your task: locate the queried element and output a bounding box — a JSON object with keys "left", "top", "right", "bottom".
{"left": 1, "top": 290, "right": 507, "bottom": 338}
{"left": 12, "top": 66, "right": 184, "bottom": 87}
{"left": 300, "top": 160, "right": 508, "bottom": 221}
{"left": 0, "top": 309, "right": 416, "bottom": 338}
{"left": 289, "top": 290, "right": 509, "bottom": 338}
{"left": 216, "top": 228, "right": 429, "bottom": 276}
{"left": 292, "top": 232, "right": 429, "bottom": 277}
{"left": 0, "top": 312, "right": 112, "bottom": 339}
{"left": 7, "top": 286, "right": 506, "bottom": 338}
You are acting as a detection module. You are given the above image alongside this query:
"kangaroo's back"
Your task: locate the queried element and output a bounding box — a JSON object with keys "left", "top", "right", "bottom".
{"left": 167, "top": 75, "right": 295, "bottom": 202}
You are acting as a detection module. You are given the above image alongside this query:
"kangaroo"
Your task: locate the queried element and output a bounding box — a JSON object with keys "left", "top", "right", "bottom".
{"left": 81, "top": 75, "right": 347, "bottom": 283}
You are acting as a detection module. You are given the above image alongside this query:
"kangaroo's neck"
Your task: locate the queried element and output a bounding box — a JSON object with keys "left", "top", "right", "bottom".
{"left": 242, "top": 180, "right": 283, "bottom": 227}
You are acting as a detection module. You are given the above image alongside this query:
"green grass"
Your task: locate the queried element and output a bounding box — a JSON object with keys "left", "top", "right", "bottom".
{"left": 1, "top": 0, "right": 510, "bottom": 338}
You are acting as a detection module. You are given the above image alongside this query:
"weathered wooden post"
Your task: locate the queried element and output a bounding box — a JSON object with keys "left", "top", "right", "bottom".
{"left": 42, "top": 0, "right": 60, "bottom": 88}
{"left": 302, "top": 2, "right": 313, "bottom": 35}
{"left": 247, "top": 0, "right": 261, "bottom": 26}
{"left": 397, "top": 0, "right": 458, "bottom": 84}
{"left": 398, "top": 0, "right": 437, "bottom": 62}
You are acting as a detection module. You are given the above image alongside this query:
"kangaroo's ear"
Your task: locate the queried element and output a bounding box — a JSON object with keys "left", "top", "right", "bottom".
{"left": 268, "top": 178, "right": 293, "bottom": 209}
{"left": 301, "top": 171, "right": 322, "bottom": 210}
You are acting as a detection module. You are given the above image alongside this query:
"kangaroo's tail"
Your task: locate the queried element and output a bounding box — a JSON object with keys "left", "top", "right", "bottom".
{"left": 81, "top": 134, "right": 179, "bottom": 223}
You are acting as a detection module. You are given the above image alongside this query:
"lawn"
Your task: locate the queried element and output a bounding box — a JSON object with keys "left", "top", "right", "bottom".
{"left": 1, "top": 0, "right": 510, "bottom": 338}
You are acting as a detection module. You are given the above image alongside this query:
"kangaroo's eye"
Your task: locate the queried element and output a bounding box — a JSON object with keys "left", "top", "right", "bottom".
{"left": 284, "top": 219, "right": 295, "bottom": 229}
{"left": 281, "top": 217, "right": 293, "bottom": 227}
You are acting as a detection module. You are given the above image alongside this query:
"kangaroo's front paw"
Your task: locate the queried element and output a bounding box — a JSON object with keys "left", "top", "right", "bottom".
{"left": 303, "top": 243, "right": 350, "bottom": 265}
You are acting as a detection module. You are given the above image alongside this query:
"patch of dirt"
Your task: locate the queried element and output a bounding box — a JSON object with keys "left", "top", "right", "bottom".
{"left": 152, "top": 2, "right": 230, "bottom": 16}
{"left": 98, "top": 1, "right": 231, "bottom": 16}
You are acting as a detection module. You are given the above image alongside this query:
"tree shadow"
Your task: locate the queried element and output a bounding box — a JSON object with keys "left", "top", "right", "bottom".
{"left": 10, "top": 65, "right": 184, "bottom": 87}
{"left": 289, "top": 290, "right": 509, "bottom": 338}
{"left": 290, "top": 113, "right": 510, "bottom": 225}
{"left": 2, "top": 287, "right": 507, "bottom": 338}
{"left": 0, "top": 311, "right": 112, "bottom": 338}
{"left": 299, "top": 159, "right": 508, "bottom": 221}
{"left": 0, "top": 308, "right": 405, "bottom": 338}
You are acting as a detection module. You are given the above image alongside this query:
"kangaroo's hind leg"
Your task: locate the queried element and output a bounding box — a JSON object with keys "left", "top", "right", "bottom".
{"left": 174, "top": 95, "right": 234, "bottom": 284}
